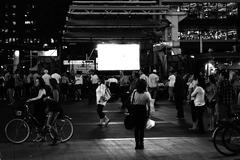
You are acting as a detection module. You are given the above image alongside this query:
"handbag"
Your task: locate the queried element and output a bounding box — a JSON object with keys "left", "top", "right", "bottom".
{"left": 124, "top": 90, "right": 136, "bottom": 130}
{"left": 103, "top": 87, "right": 111, "bottom": 101}
{"left": 145, "top": 119, "right": 155, "bottom": 129}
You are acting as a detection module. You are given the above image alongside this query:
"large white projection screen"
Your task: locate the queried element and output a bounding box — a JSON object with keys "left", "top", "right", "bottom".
{"left": 97, "top": 44, "right": 140, "bottom": 70}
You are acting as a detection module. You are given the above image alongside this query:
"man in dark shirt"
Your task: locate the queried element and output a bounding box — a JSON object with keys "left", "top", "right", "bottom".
{"left": 174, "top": 70, "right": 185, "bottom": 119}
{"left": 217, "top": 71, "right": 234, "bottom": 120}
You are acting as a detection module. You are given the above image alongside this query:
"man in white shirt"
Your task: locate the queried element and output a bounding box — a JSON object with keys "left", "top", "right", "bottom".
{"left": 42, "top": 69, "right": 51, "bottom": 86}
{"left": 148, "top": 69, "right": 159, "bottom": 102}
{"left": 51, "top": 70, "right": 61, "bottom": 84}
{"left": 168, "top": 71, "right": 176, "bottom": 101}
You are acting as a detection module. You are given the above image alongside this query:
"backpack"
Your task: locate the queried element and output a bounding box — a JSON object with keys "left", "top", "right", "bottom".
{"left": 103, "top": 87, "right": 111, "bottom": 102}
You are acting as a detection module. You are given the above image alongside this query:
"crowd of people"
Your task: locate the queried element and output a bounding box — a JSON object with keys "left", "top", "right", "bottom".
{"left": 1, "top": 66, "right": 240, "bottom": 148}
{"left": 168, "top": 69, "right": 240, "bottom": 134}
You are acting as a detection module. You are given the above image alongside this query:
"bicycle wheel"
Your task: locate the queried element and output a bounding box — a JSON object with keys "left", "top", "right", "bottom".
{"left": 55, "top": 118, "right": 73, "bottom": 143}
{"left": 212, "top": 126, "right": 236, "bottom": 156}
{"left": 5, "top": 119, "right": 30, "bottom": 144}
{"left": 223, "top": 127, "right": 240, "bottom": 154}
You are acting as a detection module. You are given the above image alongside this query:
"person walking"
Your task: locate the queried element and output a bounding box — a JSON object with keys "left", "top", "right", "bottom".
{"left": 45, "top": 78, "right": 63, "bottom": 145}
{"left": 74, "top": 71, "right": 83, "bottom": 101}
{"left": 216, "top": 71, "right": 234, "bottom": 121}
{"left": 174, "top": 70, "right": 185, "bottom": 119}
{"left": 42, "top": 69, "right": 51, "bottom": 86}
{"left": 205, "top": 75, "right": 217, "bottom": 131}
{"left": 119, "top": 71, "right": 130, "bottom": 111}
{"left": 96, "top": 76, "right": 110, "bottom": 127}
{"left": 191, "top": 77, "right": 206, "bottom": 133}
{"left": 168, "top": 71, "right": 176, "bottom": 101}
{"left": 188, "top": 74, "right": 198, "bottom": 130}
{"left": 131, "top": 79, "right": 151, "bottom": 149}
{"left": 148, "top": 69, "right": 159, "bottom": 105}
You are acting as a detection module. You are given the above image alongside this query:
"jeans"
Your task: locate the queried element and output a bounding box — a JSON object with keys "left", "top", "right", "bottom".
{"left": 132, "top": 105, "right": 148, "bottom": 146}
{"left": 97, "top": 104, "right": 105, "bottom": 119}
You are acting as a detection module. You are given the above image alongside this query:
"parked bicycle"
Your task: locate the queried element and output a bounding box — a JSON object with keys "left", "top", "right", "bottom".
{"left": 5, "top": 102, "right": 74, "bottom": 144}
{"left": 212, "top": 112, "right": 240, "bottom": 156}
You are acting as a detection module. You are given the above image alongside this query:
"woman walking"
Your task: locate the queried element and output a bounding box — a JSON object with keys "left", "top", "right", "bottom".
{"left": 96, "top": 76, "right": 110, "bottom": 126}
{"left": 191, "top": 77, "right": 206, "bottom": 133}
{"left": 131, "top": 79, "right": 151, "bottom": 149}
{"left": 205, "top": 75, "right": 217, "bottom": 131}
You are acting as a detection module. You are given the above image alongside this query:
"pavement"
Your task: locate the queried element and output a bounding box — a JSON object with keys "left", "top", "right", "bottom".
{"left": 0, "top": 98, "right": 240, "bottom": 160}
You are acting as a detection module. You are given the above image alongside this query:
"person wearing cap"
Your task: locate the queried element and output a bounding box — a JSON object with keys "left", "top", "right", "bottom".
{"left": 148, "top": 69, "right": 159, "bottom": 104}
{"left": 42, "top": 69, "right": 51, "bottom": 86}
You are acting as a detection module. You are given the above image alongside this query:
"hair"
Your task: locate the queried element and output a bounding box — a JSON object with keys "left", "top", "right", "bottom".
{"left": 98, "top": 75, "right": 105, "bottom": 84}
{"left": 134, "top": 72, "right": 140, "bottom": 79}
{"left": 76, "top": 70, "right": 82, "bottom": 74}
{"left": 37, "top": 77, "right": 46, "bottom": 89}
{"left": 50, "top": 78, "right": 59, "bottom": 90}
{"left": 221, "top": 70, "right": 229, "bottom": 80}
{"left": 208, "top": 75, "right": 216, "bottom": 84}
{"left": 136, "top": 79, "right": 147, "bottom": 93}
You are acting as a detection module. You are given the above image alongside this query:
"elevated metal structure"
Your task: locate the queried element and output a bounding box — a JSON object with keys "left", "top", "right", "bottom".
{"left": 64, "top": 0, "right": 170, "bottom": 42}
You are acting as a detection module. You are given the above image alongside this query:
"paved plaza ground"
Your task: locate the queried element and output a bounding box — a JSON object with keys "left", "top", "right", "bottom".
{"left": 0, "top": 99, "right": 240, "bottom": 160}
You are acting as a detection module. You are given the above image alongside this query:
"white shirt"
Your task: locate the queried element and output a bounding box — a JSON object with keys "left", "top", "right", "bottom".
{"left": 107, "top": 78, "right": 118, "bottom": 84}
{"left": 168, "top": 74, "right": 176, "bottom": 87}
{"left": 91, "top": 74, "right": 99, "bottom": 84}
{"left": 75, "top": 75, "right": 83, "bottom": 85}
{"left": 191, "top": 86, "right": 205, "bottom": 106}
{"left": 96, "top": 84, "right": 107, "bottom": 106}
{"left": 42, "top": 73, "right": 51, "bottom": 86}
{"left": 148, "top": 73, "right": 159, "bottom": 88}
{"left": 51, "top": 73, "right": 61, "bottom": 84}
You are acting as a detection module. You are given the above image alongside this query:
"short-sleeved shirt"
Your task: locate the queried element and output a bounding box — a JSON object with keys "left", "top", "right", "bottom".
{"left": 75, "top": 75, "right": 83, "bottom": 85}
{"left": 91, "top": 74, "right": 99, "bottom": 84}
{"left": 51, "top": 73, "right": 61, "bottom": 84}
{"left": 168, "top": 74, "right": 176, "bottom": 87}
{"left": 148, "top": 73, "right": 159, "bottom": 88}
{"left": 131, "top": 90, "right": 151, "bottom": 107}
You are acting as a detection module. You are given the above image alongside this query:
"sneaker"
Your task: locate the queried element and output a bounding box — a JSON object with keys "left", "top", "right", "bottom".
{"left": 104, "top": 119, "right": 110, "bottom": 127}
{"left": 188, "top": 127, "right": 197, "bottom": 131}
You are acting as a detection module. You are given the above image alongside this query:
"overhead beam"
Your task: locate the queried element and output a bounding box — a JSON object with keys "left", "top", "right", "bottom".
{"left": 68, "top": 5, "right": 169, "bottom": 15}
{"left": 72, "top": 1, "right": 158, "bottom": 4}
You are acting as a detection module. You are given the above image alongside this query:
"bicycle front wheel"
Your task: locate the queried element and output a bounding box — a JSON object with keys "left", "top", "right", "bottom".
{"left": 223, "top": 126, "right": 240, "bottom": 154}
{"left": 5, "top": 119, "right": 30, "bottom": 144}
{"left": 55, "top": 118, "right": 73, "bottom": 143}
{"left": 212, "top": 126, "right": 236, "bottom": 156}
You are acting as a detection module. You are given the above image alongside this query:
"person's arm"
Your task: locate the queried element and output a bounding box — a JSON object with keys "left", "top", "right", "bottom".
{"left": 52, "top": 90, "right": 59, "bottom": 102}
{"left": 191, "top": 87, "right": 199, "bottom": 98}
{"left": 27, "top": 89, "right": 46, "bottom": 102}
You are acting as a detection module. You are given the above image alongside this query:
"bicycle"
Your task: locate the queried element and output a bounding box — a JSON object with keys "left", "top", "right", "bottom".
{"left": 212, "top": 113, "right": 240, "bottom": 156}
{"left": 5, "top": 103, "right": 74, "bottom": 144}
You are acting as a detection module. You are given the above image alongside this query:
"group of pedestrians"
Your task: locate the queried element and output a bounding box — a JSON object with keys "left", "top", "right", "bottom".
{"left": 168, "top": 69, "right": 240, "bottom": 134}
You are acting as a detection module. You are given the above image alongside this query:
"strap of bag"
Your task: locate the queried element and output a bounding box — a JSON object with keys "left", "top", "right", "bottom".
{"left": 131, "top": 90, "right": 136, "bottom": 104}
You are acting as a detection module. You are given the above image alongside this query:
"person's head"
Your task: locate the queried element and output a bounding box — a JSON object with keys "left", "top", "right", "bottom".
{"left": 35, "top": 77, "right": 45, "bottom": 89}
{"left": 98, "top": 75, "right": 105, "bottom": 84}
{"left": 134, "top": 71, "right": 140, "bottom": 79}
{"left": 153, "top": 69, "right": 157, "bottom": 73}
{"left": 49, "top": 78, "right": 58, "bottom": 89}
{"left": 44, "top": 69, "right": 48, "bottom": 74}
{"left": 220, "top": 70, "right": 229, "bottom": 80}
{"left": 136, "top": 79, "right": 147, "bottom": 93}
